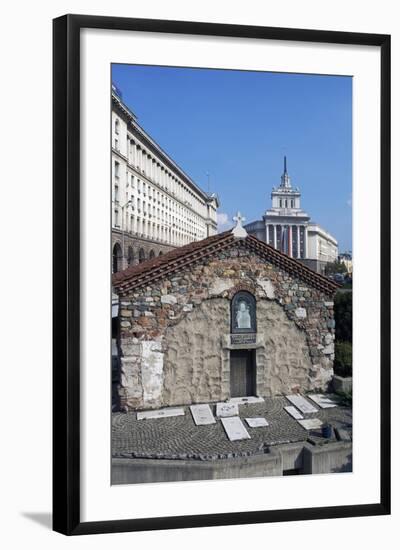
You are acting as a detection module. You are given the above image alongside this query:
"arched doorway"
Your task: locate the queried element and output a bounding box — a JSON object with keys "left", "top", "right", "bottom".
{"left": 149, "top": 249, "right": 155, "bottom": 259}
{"left": 127, "top": 246, "right": 134, "bottom": 266}
{"left": 112, "top": 242, "right": 122, "bottom": 273}
{"left": 158, "top": 251, "right": 163, "bottom": 256}
{"left": 138, "top": 248, "right": 146, "bottom": 263}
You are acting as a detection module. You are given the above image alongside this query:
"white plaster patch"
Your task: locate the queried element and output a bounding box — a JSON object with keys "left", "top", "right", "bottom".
{"left": 295, "top": 307, "right": 307, "bottom": 319}
{"left": 257, "top": 278, "right": 275, "bottom": 299}
{"left": 221, "top": 417, "right": 251, "bottom": 441}
{"left": 209, "top": 278, "right": 234, "bottom": 297}
{"left": 141, "top": 340, "right": 164, "bottom": 406}
{"left": 161, "top": 294, "right": 177, "bottom": 305}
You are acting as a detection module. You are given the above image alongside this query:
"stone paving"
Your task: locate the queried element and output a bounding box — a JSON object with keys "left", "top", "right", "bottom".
{"left": 112, "top": 395, "right": 352, "bottom": 460}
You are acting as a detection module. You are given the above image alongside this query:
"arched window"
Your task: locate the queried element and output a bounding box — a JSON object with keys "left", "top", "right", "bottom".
{"left": 231, "top": 291, "right": 257, "bottom": 334}
{"left": 139, "top": 248, "right": 146, "bottom": 263}
{"left": 149, "top": 250, "right": 155, "bottom": 259}
{"left": 112, "top": 243, "right": 122, "bottom": 273}
{"left": 158, "top": 251, "right": 163, "bottom": 256}
{"left": 127, "top": 246, "right": 134, "bottom": 266}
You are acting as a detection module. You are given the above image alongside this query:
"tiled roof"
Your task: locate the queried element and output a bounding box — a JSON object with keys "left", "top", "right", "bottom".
{"left": 112, "top": 231, "right": 340, "bottom": 295}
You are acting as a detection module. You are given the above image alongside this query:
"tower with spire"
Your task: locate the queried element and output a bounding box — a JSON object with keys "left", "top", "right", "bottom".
{"left": 244, "top": 156, "right": 338, "bottom": 273}
{"left": 269, "top": 156, "right": 304, "bottom": 213}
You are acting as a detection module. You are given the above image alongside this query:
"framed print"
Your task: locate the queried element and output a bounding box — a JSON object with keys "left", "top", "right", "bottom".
{"left": 53, "top": 14, "right": 391, "bottom": 535}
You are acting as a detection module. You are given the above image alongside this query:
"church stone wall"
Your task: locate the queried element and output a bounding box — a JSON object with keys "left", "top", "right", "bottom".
{"left": 117, "top": 245, "right": 335, "bottom": 411}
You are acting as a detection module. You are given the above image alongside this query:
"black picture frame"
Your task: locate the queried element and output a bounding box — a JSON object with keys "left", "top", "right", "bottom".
{"left": 53, "top": 14, "right": 391, "bottom": 536}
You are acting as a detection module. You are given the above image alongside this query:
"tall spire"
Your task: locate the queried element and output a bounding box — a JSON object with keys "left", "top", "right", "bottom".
{"left": 280, "top": 155, "right": 291, "bottom": 188}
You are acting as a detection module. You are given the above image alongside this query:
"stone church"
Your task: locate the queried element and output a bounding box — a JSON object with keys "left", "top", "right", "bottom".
{"left": 112, "top": 215, "right": 338, "bottom": 412}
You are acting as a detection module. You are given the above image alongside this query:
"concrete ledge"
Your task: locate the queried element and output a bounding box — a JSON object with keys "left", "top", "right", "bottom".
{"left": 302, "top": 441, "right": 352, "bottom": 474}
{"left": 112, "top": 440, "right": 352, "bottom": 484}
{"left": 112, "top": 450, "right": 281, "bottom": 484}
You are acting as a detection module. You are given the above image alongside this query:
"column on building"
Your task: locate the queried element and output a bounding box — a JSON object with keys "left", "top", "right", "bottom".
{"left": 297, "top": 225, "right": 300, "bottom": 258}
{"left": 273, "top": 224, "right": 277, "bottom": 249}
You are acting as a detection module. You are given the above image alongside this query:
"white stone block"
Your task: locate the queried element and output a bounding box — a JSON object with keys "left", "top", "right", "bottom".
{"left": 295, "top": 307, "right": 307, "bottom": 319}
{"left": 141, "top": 341, "right": 164, "bottom": 405}
{"left": 323, "top": 343, "right": 335, "bottom": 355}
{"left": 221, "top": 417, "right": 251, "bottom": 441}
{"left": 161, "top": 294, "right": 177, "bottom": 305}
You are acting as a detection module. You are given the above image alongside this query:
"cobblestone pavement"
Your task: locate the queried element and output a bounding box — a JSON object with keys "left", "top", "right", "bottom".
{"left": 112, "top": 395, "right": 352, "bottom": 460}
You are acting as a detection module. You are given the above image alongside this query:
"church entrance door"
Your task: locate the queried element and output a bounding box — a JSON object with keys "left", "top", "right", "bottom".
{"left": 230, "top": 350, "right": 255, "bottom": 397}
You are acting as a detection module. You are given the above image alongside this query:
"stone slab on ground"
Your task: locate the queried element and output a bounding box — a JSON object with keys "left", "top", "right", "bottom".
{"left": 284, "top": 406, "right": 304, "bottom": 420}
{"left": 112, "top": 396, "right": 352, "bottom": 460}
{"left": 245, "top": 418, "right": 269, "bottom": 428}
{"left": 221, "top": 417, "right": 251, "bottom": 441}
{"left": 308, "top": 394, "right": 338, "bottom": 409}
{"left": 297, "top": 418, "right": 323, "bottom": 430}
{"left": 216, "top": 402, "right": 239, "bottom": 417}
{"left": 190, "top": 404, "right": 216, "bottom": 425}
{"left": 137, "top": 408, "right": 185, "bottom": 420}
{"left": 228, "top": 396, "right": 264, "bottom": 404}
{"left": 286, "top": 394, "right": 318, "bottom": 414}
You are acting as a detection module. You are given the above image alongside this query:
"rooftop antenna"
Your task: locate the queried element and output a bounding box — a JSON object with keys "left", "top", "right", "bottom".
{"left": 284, "top": 155, "right": 287, "bottom": 174}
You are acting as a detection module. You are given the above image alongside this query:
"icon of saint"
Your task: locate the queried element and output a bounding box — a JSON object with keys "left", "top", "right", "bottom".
{"left": 236, "top": 301, "right": 251, "bottom": 329}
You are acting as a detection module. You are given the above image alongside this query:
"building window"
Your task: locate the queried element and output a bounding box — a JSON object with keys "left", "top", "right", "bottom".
{"left": 139, "top": 248, "right": 146, "bottom": 263}
{"left": 127, "top": 246, "right": 134, "bottom": 266}
{"left": 231, "top": 291, "right": 257, "bottom": 334}
{"left": 112, "top": 243, "right": 122, "bottom": 273}
{"left": 291, "top": 199, "right": 295, "bottom": 208}
{"left": 149, "top": 250, "right": 155, "bottom": 259}
{"left": 114, "top": 118, "right": 119, "bottom": 134}
{"left": 279, "top": 199, "right": 282, "bottom": 207}
{"left": 114, "top": 138, "right": 119, "bottom": 150}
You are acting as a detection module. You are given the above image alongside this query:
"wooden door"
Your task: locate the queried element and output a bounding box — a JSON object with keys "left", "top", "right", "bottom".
{"left": 230, "top": 350, "right": 255, "bottom": 397}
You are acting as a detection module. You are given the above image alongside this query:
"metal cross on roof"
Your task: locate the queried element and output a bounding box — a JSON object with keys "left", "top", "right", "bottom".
{"left": 232, "top": 211, "right": 248, "bottom": 238}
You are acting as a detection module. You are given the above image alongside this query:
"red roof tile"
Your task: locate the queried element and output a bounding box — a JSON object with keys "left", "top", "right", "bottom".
{"left": 112, "top": 231, "right": 339, "bottom": 295}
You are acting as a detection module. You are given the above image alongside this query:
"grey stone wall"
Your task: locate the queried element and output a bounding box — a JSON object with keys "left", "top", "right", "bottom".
{"left": 117, "top": 245, "right": 335, "bottom": 410}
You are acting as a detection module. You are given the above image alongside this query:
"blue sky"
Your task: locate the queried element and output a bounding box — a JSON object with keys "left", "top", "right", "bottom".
{"left": 112, "top": 64, "right": 352, "bottom": 252}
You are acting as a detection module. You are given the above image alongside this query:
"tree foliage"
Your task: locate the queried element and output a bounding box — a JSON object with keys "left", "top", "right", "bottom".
{"left": 334, "top": 341, "right": 352, "bottom": 378}
{"left": 325, "top": 260, "right": 347, "bottom": 275}
{"left": 334, "top": 291, "right": 352, "bottom": 342}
